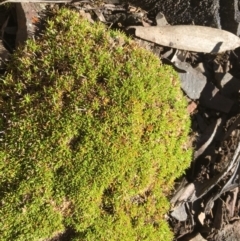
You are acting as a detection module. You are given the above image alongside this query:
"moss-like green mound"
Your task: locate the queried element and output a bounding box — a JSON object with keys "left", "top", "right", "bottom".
{"left": 0, "top": 8, "right": 192, "bottom": 241}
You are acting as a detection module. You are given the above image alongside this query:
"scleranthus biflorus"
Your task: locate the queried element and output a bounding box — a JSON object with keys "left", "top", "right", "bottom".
{"left": 0, "top": 8, "right": 192, "bottom": 241}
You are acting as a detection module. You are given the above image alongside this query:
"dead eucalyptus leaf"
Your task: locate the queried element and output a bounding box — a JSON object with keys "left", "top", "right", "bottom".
{"left": 128, "top": 25, "right": 240, "bottom": 53}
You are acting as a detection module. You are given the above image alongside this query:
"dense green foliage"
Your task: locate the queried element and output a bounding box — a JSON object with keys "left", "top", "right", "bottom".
{"left": 0, "top": 8, "right": 192, "bottom": 241}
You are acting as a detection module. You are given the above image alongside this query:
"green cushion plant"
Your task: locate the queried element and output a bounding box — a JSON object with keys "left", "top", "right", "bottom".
{"left": 0, "top": 8, "right": 192, "bottom": 241}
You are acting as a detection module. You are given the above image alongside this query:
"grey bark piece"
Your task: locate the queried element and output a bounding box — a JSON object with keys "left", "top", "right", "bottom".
{"left": 219, "top": 73, "right": 240, "bottom": 97}
{"left": 174, "top": 61, "right": 207, "bottom": 100}
{"left": 170, "top": 203, "right": 188, "bottom": 221}
{"left": 200, "top": 82, "right": 233, "bottom": 113}
{"left": 93, "top": 9, "right": 106, "bottom": 22}
{"left": 0, "top": 14, "right": 11, "bottom": 68}
{"left": 220, "top": 0, "right": 240, "bottom": 35}
{"left": 226, "top": 187, "right": 238, "bottom": 218}
{"left": 0, "top": 39, "right": 10, "bottom": 68}
{"left": 213, "top": 199, "right": 224, "bottom": 229}
{"left": 16, "top": 2, "right": 47, "bottom": 46}
{"left": 170, "top": 183, "right": 195, "bottom": 205}
{"left": 194, "top": 62, "right": 211, "bottom": 79}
